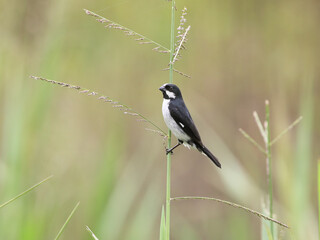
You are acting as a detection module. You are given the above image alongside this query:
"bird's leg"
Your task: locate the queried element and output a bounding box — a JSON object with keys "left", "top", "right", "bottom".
{"left": 166, "top": 141, "right": 182, "bottom": 155}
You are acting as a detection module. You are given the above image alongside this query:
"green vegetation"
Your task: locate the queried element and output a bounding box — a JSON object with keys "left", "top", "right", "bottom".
{"left": 54, "top": 202, "right": 80, "bottom": 240}
{"left": 0, "top": 0, "right": 317, "bottom": 239}
{"left": 0, "top": 176, "right": 53, "bottom": 209}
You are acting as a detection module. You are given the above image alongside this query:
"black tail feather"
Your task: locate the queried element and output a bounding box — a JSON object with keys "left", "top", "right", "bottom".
{"left": 199, "top": 145, "right": 221, "bottom": 168}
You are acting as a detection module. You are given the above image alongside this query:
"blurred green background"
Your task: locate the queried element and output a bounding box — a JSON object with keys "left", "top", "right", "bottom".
{"left": 0, "top": 0, "right": 318, "bottom": 239}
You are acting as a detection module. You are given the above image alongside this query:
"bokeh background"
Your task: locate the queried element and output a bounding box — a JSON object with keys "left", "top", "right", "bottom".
{"left": 0, "top": 0, "right": 319, "bottom": 239}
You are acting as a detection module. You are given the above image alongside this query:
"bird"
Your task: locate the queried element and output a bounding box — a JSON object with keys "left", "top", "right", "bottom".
{"left": 159, "top": 83, "right": 221, "bottom": 168}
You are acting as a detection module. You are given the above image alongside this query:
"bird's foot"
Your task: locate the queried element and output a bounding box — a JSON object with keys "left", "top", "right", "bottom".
{"left": 165, "top": 148, "right": 174, "bottom": 155}
{"left": 165, "top": 142, "right": 183, "bottom": 155}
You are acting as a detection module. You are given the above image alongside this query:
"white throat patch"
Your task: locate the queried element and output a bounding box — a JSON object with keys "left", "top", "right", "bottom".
{"left": 166, "top": 90, "right": 176, "bottom": 99}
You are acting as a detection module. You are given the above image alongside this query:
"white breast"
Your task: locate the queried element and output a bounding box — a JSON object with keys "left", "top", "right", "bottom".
{"left": 162, "top": 99, "right": 190, "bottom": 142}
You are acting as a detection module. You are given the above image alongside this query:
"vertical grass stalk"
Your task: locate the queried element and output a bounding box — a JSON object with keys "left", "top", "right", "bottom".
{"left": 166, "top": 136, "right": 172, "bottom": 240}
{"left": 265, "top": 100, "right": 274, "bottom": 237}
{"left": 240, "top": 102, "right": 301, "bottom": 238}
{"left": 166, "top": 1, "right": 175, "bottom": 240}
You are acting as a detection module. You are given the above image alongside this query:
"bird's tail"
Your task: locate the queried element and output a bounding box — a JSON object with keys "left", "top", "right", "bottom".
{"left": 199, "top": 145, "right": 221, "bottom": 168}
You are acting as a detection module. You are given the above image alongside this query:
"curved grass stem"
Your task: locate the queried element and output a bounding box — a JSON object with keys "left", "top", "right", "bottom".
{"left": 171, "top": 196, "right": 289, "bottom": 229}
{"left": 30, "top": 76, "right": 167, "bottom": 137}
{"left": 84, "top": 9, "right": 170, "bottom": 53}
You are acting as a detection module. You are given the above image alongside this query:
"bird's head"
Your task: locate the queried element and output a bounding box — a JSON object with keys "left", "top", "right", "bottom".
{"left": 159, "top": 83, "right": 182, "bottom": 100}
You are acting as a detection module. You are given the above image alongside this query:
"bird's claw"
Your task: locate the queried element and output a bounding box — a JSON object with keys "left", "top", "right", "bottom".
{"left": 165, "top": 148, "right": 173, "bottom": 155}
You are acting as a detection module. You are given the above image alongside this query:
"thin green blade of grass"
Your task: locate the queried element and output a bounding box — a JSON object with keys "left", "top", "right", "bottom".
{"left": 84, "top": 9, "right": 169, "bottom": 53}
{"left": 170, "top": 196, "right": 289, "bottom": 228}
{"left": 86, "top": 226, "right": 99, "bottom": 240}
{"left": 54, "top": 202, "right": 80, "bottom": 240}
{"left": 239, "top": 128, "right": 267, "bottom": 154}
{"left": 0, "top": 175, "right": 53, "bottom": 209}
{"left": 30, "top": 76, "right": 167, "bottom": 137}
{"left": 265, "top": 100, "right": 274, "bottom": 238}
{"left": 159, "top": 205, "right": 166, "bottom": 240}
{"left": 270, "top": 116, "right": 303, "bottom": 146}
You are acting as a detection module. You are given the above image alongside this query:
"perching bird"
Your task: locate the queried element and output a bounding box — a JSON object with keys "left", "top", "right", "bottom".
{"left": 159, "top": 83, "right": 221, "bottom": 168}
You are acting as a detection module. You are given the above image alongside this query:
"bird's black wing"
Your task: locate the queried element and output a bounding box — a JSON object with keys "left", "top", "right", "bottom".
{"left": 169, "top": 99, "right": 202, "bottom": 143}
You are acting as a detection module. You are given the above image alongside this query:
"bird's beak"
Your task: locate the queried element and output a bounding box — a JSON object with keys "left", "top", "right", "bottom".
{"left": 159, "top": 85, "right": 165, "bottom": 92}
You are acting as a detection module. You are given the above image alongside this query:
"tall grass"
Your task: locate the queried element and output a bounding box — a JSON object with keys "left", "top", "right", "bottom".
{"left": 165, "top": 1, "right": 176, "bottom": 239}
{"left": 32, "top": 3, "right": 292, "bottom": 239}
{"left": 240, "top": 102, "right": 302, "bottom": 239}
{"left": 0, "top": 0, "right": 317, "bottom": 239}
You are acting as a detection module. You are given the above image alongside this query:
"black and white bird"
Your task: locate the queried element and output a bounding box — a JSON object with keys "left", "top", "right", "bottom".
{"left": 159, "top": 83, "right": 221, "bottom": 168}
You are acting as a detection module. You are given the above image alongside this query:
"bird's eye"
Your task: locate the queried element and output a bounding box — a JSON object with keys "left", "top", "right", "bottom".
{"left": 165, "top": 85, "right": 170, "bottom": 90}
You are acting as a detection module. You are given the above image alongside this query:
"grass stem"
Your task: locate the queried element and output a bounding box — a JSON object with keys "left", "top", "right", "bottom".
{"left": 239, "top": 128, "right": 267, "bottom": 154}
{"left": 265, "top": 100, "right": 274, "bottom": 238}
{"left": 0, "top": 175, "right": 53, "bottom": 209}
{"left": 166, "top": 1, "right": 175, "bottom": 240}
{"left": 30, "top": 76, "right": 167, "bottom": 137}
{"left": 166, "top": 141, "right": 171, "bottom": 240}
{"left": 241, "top": 101, "right": 302, "bottom": 238}
{"left": 54, "top": 202, "right": 80, "bottom": 240}
{"left": 84, "top": 9, "right": 170, "bottom": 53}
{"left": 270, "top": 116, "right": 303, "bottom": 146}
{"left": 171, "top": 196, "right": 289, "bottom": 229}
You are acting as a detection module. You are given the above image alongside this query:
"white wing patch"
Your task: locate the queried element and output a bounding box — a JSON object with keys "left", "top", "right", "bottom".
{"left": 178, "top": 122, "right": 184, "bottom": 128}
